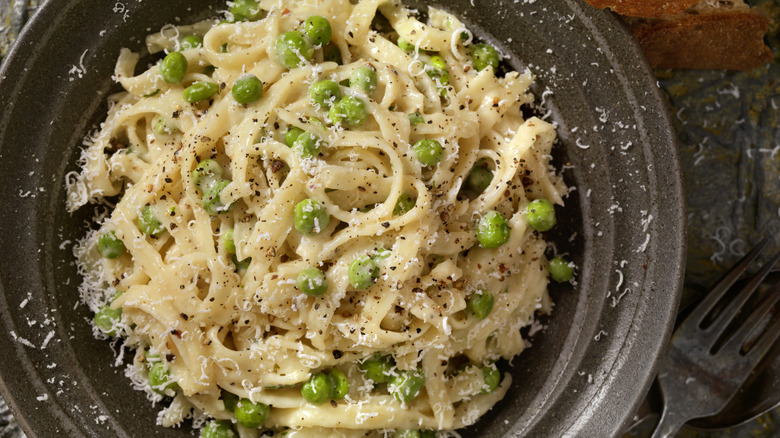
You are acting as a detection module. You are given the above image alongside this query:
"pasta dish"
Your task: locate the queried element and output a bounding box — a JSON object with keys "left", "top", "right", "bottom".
{"left": 67, "top": 0, "right": 571, "bottom": 436}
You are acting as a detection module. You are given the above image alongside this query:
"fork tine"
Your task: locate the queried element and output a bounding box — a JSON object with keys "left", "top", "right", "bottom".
{"left": 685, "top": 237, "right": 771, "bottom": 327}
{"left": 743, "top": 308, "right": 780, "bottom": 364}
{"left": 701, "top": 250, "right": 780, "bottom": 344}
{"left": 720, "top": 278, "right": 780, "bottom": 354}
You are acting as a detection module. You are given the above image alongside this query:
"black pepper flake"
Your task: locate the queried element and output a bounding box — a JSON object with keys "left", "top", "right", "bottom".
{"left": 108, "top": 138, "right": 125, "bottom": 151}
{"left": 171, "top": 329, "right": 181, "bottom": 337}
{"left": 164, "top": 177, "right": 173, "bottom": 183}
{"left": 171, "top": 110, "right": 180, "bottom": 119}
{"left": 381, "top": 222, "right": 390, "bottom": 228}
{"left": 271, "top": 160, "right": 285, "bottom": 173}
{"left": 180, "top": 313, "right": 189, "bottom": 320}
{"left": 166, "top": 353, "right": 175, "bottom": 362}
{"left": 179, "top": 284, "right": 185, "bottom": 289}
{"left": 330, "top": 399, "right": 338, "bottom": 407}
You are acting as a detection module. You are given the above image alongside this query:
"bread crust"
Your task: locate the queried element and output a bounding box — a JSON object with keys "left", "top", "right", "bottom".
{"left": 626, "top": 11, "right": 773, "bottom": 70}
{"left": 583, "top": 0, "right": 701, "bottom": 18}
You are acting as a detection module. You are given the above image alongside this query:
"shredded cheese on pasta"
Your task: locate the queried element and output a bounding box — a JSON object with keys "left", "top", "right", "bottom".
{"left": 68, "top": 0, "right": 567, "bottom": 436}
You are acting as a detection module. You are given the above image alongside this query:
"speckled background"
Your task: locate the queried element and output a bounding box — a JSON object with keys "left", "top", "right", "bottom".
{"left": 1, "top": 0, "right": 779, "bottom": 437}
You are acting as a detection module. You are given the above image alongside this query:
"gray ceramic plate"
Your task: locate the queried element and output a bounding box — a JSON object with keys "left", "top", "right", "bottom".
{"left": 0, "top": 0, "right": 685, "bottom": 436}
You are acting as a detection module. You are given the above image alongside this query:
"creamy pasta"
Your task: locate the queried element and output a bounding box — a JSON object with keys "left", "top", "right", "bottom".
{"left": 67, "top": 0, "right": 569, "bottom": 436}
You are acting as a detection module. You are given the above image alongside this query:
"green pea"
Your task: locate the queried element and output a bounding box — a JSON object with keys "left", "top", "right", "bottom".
{"left": 294, "top": 199, "right": 330, "bottom": 235}
{"left": 200, "top": 420, "right": 236, "bottom": 438}
{"left": 180, "top": 35, "right": 203, "bottom": 50}
{"left": 138, "top": 205, "right": 165, "bottom": 237}
{"left": 98, "top": 231, "right": 125, "bottom": 259}
{"left": 427, "top": 65, "right": 448, "bottom": 82}
{"left": 477, "top": 210, "right": 510, "bottom": 248}
{"left": 191, "top": 159, "right": 223, "bottom": 193}
{"left": 348, "top": 255, "right": 379, "bottom": 290}
{"left": 94, "top": 305, "right": 122, "bottom": 336}
{"left": 183, "top": 81, "right": 219, "bottom": 103}
{"left": 548, "top": 256, "right": 574, "bottom": 282}
{"left": 221, "top": 390, "right": 239, "bottom": 412}
{"left": 430, "top": 56, "right": 447, "bottom": 70}
{"left": 303, "top": 15, "right": 333, "bottom": 46}
{"left": 148, "top": 362, "right": 178, "bottom": 396}
{"left": 232, "top": 254, "right": 251, "bottom": 271}
{"left": 412, "top": 139, "right": 444, "bottom": 167}
{"left": 323, "top": 43, "right": 343, "bottom": 64}
{"left": 388, "top": 369, "right": 426, "bottom": 403}
{"left": 301, "top": 372, "right": 333, "bottom": 404}
{"left": 285, "top": 126, "right": 305, "bottom": 147}
{"left": 372, "top": 248, "right": 392, "bottom": 265}
{"left": 152, "top": 114, "right": 179, "bottom": 136}
{"left": 222, "top": 228, "right": 236, "bottom": 254}
{"left": 229, "top": 0, "right": 265, "bottom": 21}
{"left": 232, "top": 74, "right": 263, "bottom": 104}
{"left": 470, "top": 43, "right": 499, "bottom": 72}
{"left": 329, "top": 368, "right": 349, "bottom": 400}
{"left": 359, "top": 354, "right": 394, "bottom": 383}
{"left": 290, "top": 129, "right": 321, "bottom": 156}
{"left": 393, "top": 194, "right": 416, "bottom": 215}
{"left": 526, "top": 199, "right": 556, "bottom": 231}
{"left": 350, "top": 65, "right": 378, "bottom": 95}
{"left": 467, "top": 290, "right": 494, "bottom": 319}
{"left": 144, "top": 346, "right": 160, "bottom": 364}
{"left": 306, "top": 116, "right": 328, "bottom": 132}
{"left": 275, "top": 31, "right": 314, "bottom": 69}
{"left": 297, "top": 267, "right": 328, "bottom": 297}
{"left": 309, "top": 80, "right": 341, "bottom": 108}
{"left": 329, "top": 96, "right": 367, "bottom": 127}
{"left": 160, "top": 51, "right": 188, "bottom": 84}
{"left": 397, "top": 38, "right": 415, "bottom": 52}
{"left": 467, "top": 165, "right": 493, "bottom": 193}
{"left": 202, "top": 179, "right": 233, "bottom": 215}
{"left": 395, "top": 430, "right": 434, "bottom": 438}
{"left": 481, "top": 363, "right": 501, "bottom": 394}
{"left": 408, "top": 112, "right": 424, "bottom": 126}
{"left": 234, "top": 398, "right": 270, "bottom": 428}
{"left": 426, "top": 56, "right": 450, "bottom": 94}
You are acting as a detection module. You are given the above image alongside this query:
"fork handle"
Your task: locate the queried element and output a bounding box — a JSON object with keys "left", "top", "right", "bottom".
{"left": 650, "top": 408, "right": 688, "bottom": 438}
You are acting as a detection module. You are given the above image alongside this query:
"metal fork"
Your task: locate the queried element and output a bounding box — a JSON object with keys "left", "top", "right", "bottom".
{"left": 651, "top": 237, "right": 780, "bottom": 438}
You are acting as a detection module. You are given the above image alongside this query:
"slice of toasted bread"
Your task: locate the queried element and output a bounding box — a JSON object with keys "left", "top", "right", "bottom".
{"left": 583, "top": 0, "right": 701, "bottom": 18}
{"left": 625, "top": 1, "right": 773, "bottom": 70}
